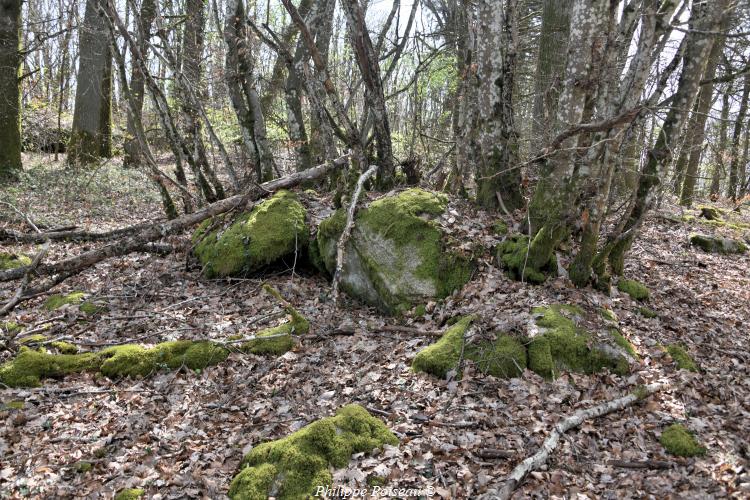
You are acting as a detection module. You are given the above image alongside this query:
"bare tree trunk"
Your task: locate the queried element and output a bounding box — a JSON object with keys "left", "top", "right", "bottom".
{"left": 710, "top": 85, "right": 731, "bottom": 197}
{"left": 0, "top": 0, "right": 23, "bottom": 181}
{"left": 726, "top": 73, "right": 750, "bottom": 201}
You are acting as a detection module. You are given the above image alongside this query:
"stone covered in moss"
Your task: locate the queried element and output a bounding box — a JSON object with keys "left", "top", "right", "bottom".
{"left": 665, "top": 344, "right": 697, "bottom": 371}
{"left": 44, "top": 291, "right": 85, "bottom": 310}
{"left": 600, "top": 308, "right": 618, "bottom": 322}
{"left": 496, "top": 234, "right": 557, "bottom": 284}
{"left": 617, "top": 279, "right": 649, "bottom": 301}
{"left": 527, "top": 305, "right": 631, "bottom": 379}
{"left": 698, "top": 206, "right": 723, "bottom": 221}
{"left": 660, "top": 424, "right": 705, "bottom": 457}
{"left": 115, "top": 489, "right": 145, "bottom": 500}
{"left": 229, "top": 404, "right": 398, "bottom": 500}
{"left": 240, "top": 285, "right": 310, "bottom": 355}
{"left": 193, "top": 190, "right": 309, "bottom": 278}
{"left": 0, "top": 252, "right": 31, "bottom": 271}
{"left": 315, "top": 189, "right": 473, "bottom": 313}
{"left": 689, "top": 233, "right": 747, "bottom": 254}
{"left": 0, "top": 340, "right": 229, "bottom": 387}
{"left": 468, "top": 335, "right": 527, "bottom": 379}
{"left": 51, "top": 341, "right": 78, "bottom": 354}
{"left": 412, "top": 316, "right": 475, "bottom": 378}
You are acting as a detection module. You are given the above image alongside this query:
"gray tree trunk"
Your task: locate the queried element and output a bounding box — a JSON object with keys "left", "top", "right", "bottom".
{"left": 0, "top": 0, "right": 23, "bottom": 180}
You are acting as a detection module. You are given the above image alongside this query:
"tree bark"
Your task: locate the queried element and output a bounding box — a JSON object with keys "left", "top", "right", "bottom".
{"left": 0, "top": 0, "right": 23, "bottom": 181}
{"left": 726, "top": 72, "right": 750, "bottom": 201}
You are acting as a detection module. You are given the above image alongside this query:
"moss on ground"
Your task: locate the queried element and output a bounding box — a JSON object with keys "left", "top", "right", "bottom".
{"left": 690, "top": 233, "right": 747, "bottom": 254}
{"left": 617, "top": 279, "right": 650, "bottom": 301}
{"left": 44, "top": 291, "right": 85, "bottom": 310}
{"left": 241, "top": 285, "right": 310, "bottom": 355}
{"left": 2, "top": 321, "right": 22, "bottom": 334}
{"left": 0, "top": 341, "right": 229, "bottom": 387}
{"left": 660, "top": 424, "right": 705, "bottom": 457}
{"left": 665, "top": 344, "right": 698, "bottom": 371}
{"left": 75, "top": 461, "right": 93, "bottom": 473}
{"left": 493, "top": 220, "right": 509, "bottom": 235}
{"left": 639, "top": 306, "right": 658, "bottom": 318}
{"left": 610, "top": 330, "right": 638, "bottom": 359}
{"left": 496, "top": 234, "right": 556, "bottom": 284}
{"left": 0, "top": 252, "right": 31, "bottom": 270}
{"left": 115, "top": 489, "right": 145, "bottom": 500}
{"left": 527, "top": 305, "right": 629, "bottom": 379}
{"left": 600, "top": 308, "right": 618, "bottom": 322}
{"left": 466, "top": 335, "right": 527, "bottom": 378}
{"left": 412, "top": 316, "right": 475, "bottom": 378}
{"left": 228, "top": 404, "right": 398, "bottom": 500}
{"left": 80, "top": 301, "right": 107, "bottom": 315}
{"left": 194, "top": 190, "right": 309, "bottom": 278}
{"left": 51, "top": 341, "right": 78, "bottom": 354}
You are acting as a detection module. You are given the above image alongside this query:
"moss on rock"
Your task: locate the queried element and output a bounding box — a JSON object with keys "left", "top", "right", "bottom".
{"left": 0, "top": 252, "right": 31, "bottom": 270}
{"left": 495, "top": 234, "right": 557, "bottom": 284}
{"left": 241, "top": 285, "right": 310, "bottom": 355}
{"left": 115, "top": 488, "right": 145, "bottom": 500}
{"left": 193, "top": 190, "right": 309, "bottom": 278}
{"left": 610, "top": 330, "right": 638, "bottom": 359}
{"left": 660, "top": 424, "right": 705, "bottom": 457}
{"left": 44, "top": 291, "right": 85, "bottom": 310}
{"left": 600, "top": 308, "right": 618, "bottom": 322}
{"left": 0, "top": 340, "right": 229, "bottom": 387}
{"left": 689, "top": 233, "right": 747, "bottom": 254}
{"left": 665, "top": 344, "right": 697, "bottom": 372}
{"left": 229, "top": 404, "right": 398, "bottom": 500}
{"left": 315, "top": 189, "right": 473, "bottom": 313}
{"left": 80, "top": 301, "right": 107, "bottom": 315}
{"left": 412, "top": 316, "right": 475, "bottom": 379}
{"left": 527, "top": 305, "right": 630, "bottom": 379}
{"left": 466, "top": 335, "right": 527, "bottom": 379}
{"left": 617, "top": 279, "right": 650, "bottom": 301}
{"left": 51, "top": 341, "right": 78, "bottom": 354}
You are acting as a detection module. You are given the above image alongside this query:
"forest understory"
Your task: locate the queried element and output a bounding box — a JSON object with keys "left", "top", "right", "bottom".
{"left": 1, "top": 159, "right": 749, "bottom": 499}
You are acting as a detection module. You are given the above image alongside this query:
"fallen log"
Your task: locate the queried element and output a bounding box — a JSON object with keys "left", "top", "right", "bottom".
{"left": 484, "top": 382, "right": 667, "bottom": 500}
{"left": 0, "top": 154, "right": 350, "bottom": 285}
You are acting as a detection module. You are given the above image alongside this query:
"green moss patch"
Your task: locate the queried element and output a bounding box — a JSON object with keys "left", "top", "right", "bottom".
{"left": 51, "top": 341, "right": 78, "bottom": 354}
{"left": 229, "top": 404, "right": 398, "bottom": 500}
{"left": 617, "top": 279, "right": 650, "bottom": 301}
{"left": 698, "top": 206, "right": 723, "bottom": 221}
{"left": 115, "top": 489, "right": 145, "bottom": 500}
{"left": 638, "top": 306, "right": 658, "bottom": 318}
{"left": 527, "top": 305, "right": 630, "bottom": 379}
{"left": 0, "top": 340, "right": 229, "bottom": 387}
{"left": 241, "top": 285, "right": 310, "bottom": 355}
{"left": 660, "top": 424, "right": 705, "bottom": 457}
{"left": 2, "top": 321, "right": 23, "bottom": 334}
{"left": 467, "top": 335, "right": 527, "bottom": 378}
{"left": 194, "top": 190, "right": 309, "bottom": 278}
{"left": 316, "top": 189, "right": 473, "bottom": 313}
{"left": 610, "top": 330, "right": 638, "bottom": 359}
{"left": 665, "top": 344, "right": 698, "bottom": 371}
{"left": 0, "top": 252, "right": 31, "bottom": 270}
{"left": 493, "top": 220, "right": 509, "bottom": 235}
{"left": 690, "top": 233, "right": 747, "bottom": 254}
{"left": 44, "top": 291, "right": 86, "bottom": 310}
{"left": 412, "top": 316, "right": 475, "bottom": 378}
{"left": 496, "top": 234, "right": 556, "bottom": 284}
{"left": 600, "top": 308, "right": 618, "bottom": 322}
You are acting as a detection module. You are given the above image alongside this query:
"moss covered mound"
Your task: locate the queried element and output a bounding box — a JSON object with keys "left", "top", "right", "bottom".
{"left": 315, "top": 189, "right": 473, "bottom": 313}
{"left": 698, "top": 206, "right": 723, "bottom": 221}
{"left": 0, "top": 252, "right": 31, "bottom": 270}
{"left": 412, "top": 316, "right": 527, "bottom": 379}
{"left": 527, "top": 305, "right": 631, "bottom": 379}
{"left": 44, "top": 291, "right": 86, "bottom": 310}
{"left": 229, "top": 405, "right": 398, "bottom": 500}
{"left": 0, "top": 341, "right": 229, "bottom": 387}
{"left": 638, "top": 306, "right": 658, "bottom": 318}
{"left": 193, "top": 190, "right": 309, "bottom": 278}
{"left": 617, "top": 279, "right": 650, "bottom": 301}
{"left": 115, "top": 488, "right": 145, "bottom": 500}
{"left": 495, "top": 234, "right": 557, "bottom": 284}
{"left": 241, "top": 311, "right": 309, "bottom": 355}
{"left": 1, "top": 321, "right": 22, "bottom": 334}
{"left": 665, "top": 344, "right": 698, "bottom": 371}
{"left": 660, "top": 424, "right": 705, "bottom": 457}
{"left": 689, "top": 233, "right": 747, "bottom": 254}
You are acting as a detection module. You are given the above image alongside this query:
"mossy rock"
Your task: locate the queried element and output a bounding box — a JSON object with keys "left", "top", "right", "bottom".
{"left": 228, "top": 404, "right": 398, "bottom": 500}
{"left": 412, "top": 316, "right": 527, "bottom": 379}
{"left": 193, "top": 190, "right": 309, "bottom": 278}
{"left": 689, "top": 233, "right": 747, "bottom": 254}
{"left": 495, "top": 234, "right": 557, "bottom": 284}
{"left": 240, "top": 285, "right": 310, "bottom": 355}
{"left": 0, "top": 340, "right": 229, "bottom": 387}
{"left": 527, "top": 305, "right": 632, "bottom": 379}
{"left": 44, "top": 291, "right": 86, "bottom": 310}
{"left": 115, "top": 489, "right": 145, "bottom": 500}
{"left": 660, "top": 424, "right": 705, "bottom": 457}
{"left": 315, "top": 189, "right": 473, "bottom": 314}
{"left": 0, "top": 252, "right": 31, "bottom": 271}
{"left": 600, "top": 308, "right": 618, "bottom": 322}
{"left": 617, "top": 279, "right": 649, "bottom": 301}
{"left": 665, "top": 344, "right": 697, "bottom": 371}
{"left": 698, "top": 206, "right": 723, "bottom": 221}
{"left": 51, "top": 341, "right": 78, "bottom": 354}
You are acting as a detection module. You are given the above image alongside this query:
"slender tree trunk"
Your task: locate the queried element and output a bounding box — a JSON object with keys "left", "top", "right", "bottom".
{"left": 0, "top": 0, "right": 23, "bottom": 180}
{"left": 68, "top": 0, "right": 113, "bottom": 164}
{"left": 710, "top": 86, "right": 731, "bottom": 197}
{"left": 726, "top": 73, "right": 750, "bottom": 201}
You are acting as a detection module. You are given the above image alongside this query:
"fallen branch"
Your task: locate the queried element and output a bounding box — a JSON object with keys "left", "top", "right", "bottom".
{"left": 332, "top": 164, "right": 378, "bottom": 305}
{"left": 486, "top": 382, "right": 667, "bottom": 500}
{"left": 607, "top": 459, "right": 672, "bottom": 470}
{"left": 0, "top": 242, "right": 50, "bottom": 316}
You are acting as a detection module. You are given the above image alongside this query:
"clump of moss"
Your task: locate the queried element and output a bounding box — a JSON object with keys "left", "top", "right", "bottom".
{"left": 1, "top": 321, "right": 22, "bottom": 334}
{"left": 241, "top": 285, "right": 310, "bottom": 355}
{"left": 1, "top": 400, "right": 24, "bottom": 411}
{"left": 0, "top": 252, "right": 31, "bottom": 270}
{"left": 466, "top": 335, "right": 527, "bottom": 378}
{"left": 617, "top": 279, "right": 650, "bottom": 301}
{"left": 0, "top": 341, "right": 229, "bottom": 387}
{"left": 600, "top": 308, "right": 618, "bottom": 322}
{"left": 18, "top": 334, "right": 47, "bottom": 344}
{"left": 496, "top": 234, "right": 556, "bottom": 284}
{"left": 193, "top": 190, "right": 309, "bottom": 278}
{"left": 493, "top": 220, "right": 509, "bottom": 235}
{"left": 80, "top": 301, "right": 107, "bottom": 316}
{"left": 690, "top": 233, "right": 747, "bottom": 254}
{"left": 412, "top": 316, "right": 475, "bottom": 378}
{"left": 51, "top": 341, "right": 78, "bottom": 354}
{"left": 44, "top": 291, "right": 86, "bottom": 310}
{"left": 610, "top": 330, "right": 639, "bottom": 360}
{"left": 665, "top": 344, "right": 698, "bottom": 372}
{"left": 639, "top": 306, "right": 658, "bottom": 318}
{"left": 115, "top": 488, "right": 145, "bottom": 500}
{"left": 698, "top": 206, "right": 723, "bottom": 221}
{"left": 75, "top": 461, "right": 93, "bottom": 473}
{"left": 527, "top": 305, "right": 629, "bottom": 379}
{"left": 229, "top": 405, "right": 398, "bottom": 500}
{"left": 660, "top": 424, "right": 705, "bottom": 457}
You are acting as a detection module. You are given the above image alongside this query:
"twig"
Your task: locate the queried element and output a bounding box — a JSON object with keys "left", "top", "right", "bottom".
{"left": 607, "top": 459, "right": 672, "bottom": 470}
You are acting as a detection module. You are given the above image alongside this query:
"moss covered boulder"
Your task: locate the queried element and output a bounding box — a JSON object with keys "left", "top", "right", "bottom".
{"left": 229, "top": 404, "right": 398, "bottom": 500}
{"left": 665, "top": 344, "right": 698, "bottom": 371}
{"left": 193, "top": 190, "right": 309, "bottom": 278}
{"left": 495, "top": 234, "right": 557, "bottom": 284}
{"left": 315, "top": 189, "right": 473, "bottom": 313}
{"left": 689, "top": 233, "right": 747, "bottom": 254}
{"left": 412, "top": 316, "right": 527, "bottom": 379}
{"left": 0, "top": 340, "right": 229, "bottom": 387}
{"left": 527, "top": 305, "right": 633, "bottom": 379}
{"left": 617, "top": 279, "right": 650, "bottom": 301}
{"left": 660, "top": 424, "right": 705, "bottom": 457}
{"left": 0, "top": 252, "right": 31, "bottom": 270}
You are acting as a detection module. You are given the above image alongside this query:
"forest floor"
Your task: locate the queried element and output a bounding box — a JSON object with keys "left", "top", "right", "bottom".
{"left": 1, "top": 157, "right": 749, "bottom": 499}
